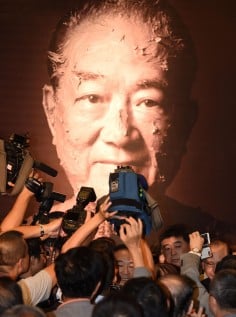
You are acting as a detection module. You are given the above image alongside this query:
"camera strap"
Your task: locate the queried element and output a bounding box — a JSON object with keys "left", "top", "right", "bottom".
{"left": 143, "top": 190, "right": 164, "bottom": 231}
{"left": 0, "top": 139, "right": 7, "bottom": 194}
{"left": 10, "top": 151, "right": 34, "bottom": 196}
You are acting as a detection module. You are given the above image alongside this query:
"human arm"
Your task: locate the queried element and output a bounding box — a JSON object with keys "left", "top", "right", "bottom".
{"left": 0, "top": 186, "right": 34, "bottom": 231}
{"left": 180, "top": 231, "right": 212, "bottom": 317}
{"left": 12, "top": 218, "right": 62, "bottom": 239}
{"left": 61, "top": 196, "right": 115, "bottom": 253}
{"left": 0, "top": 172, "right": 41, "bottom": 231}
{"left": 140, "top": 238, "right": 156, "bottom": 279}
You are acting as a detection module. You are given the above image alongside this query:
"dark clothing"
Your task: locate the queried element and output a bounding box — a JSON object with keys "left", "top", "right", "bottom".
{"left": 201, "top": 277, "right": 210, "bottom": 292}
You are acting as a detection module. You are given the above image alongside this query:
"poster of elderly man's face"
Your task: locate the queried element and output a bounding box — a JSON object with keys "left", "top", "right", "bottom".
{"left": 0, "top": 0, "right": 235, "bottom": 244}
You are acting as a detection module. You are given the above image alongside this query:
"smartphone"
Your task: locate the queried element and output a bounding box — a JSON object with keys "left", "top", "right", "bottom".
{"left": 200, "top": 233, "right": 212, "bottom": 260}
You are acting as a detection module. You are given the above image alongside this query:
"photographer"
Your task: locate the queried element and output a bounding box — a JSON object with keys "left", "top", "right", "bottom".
{"left": 61, "top": 196, "right": 116, "bottom": 253}
{"left": 180, "top": 231, "right": 211, "bottom": 317}
{"left": 117, "top": 217, "right": 155, "bottom": 283}
{"left": 0, "top": 172, "right": 62, "bottom": 240}
{"left": 201, "top": 239, "right": 230, "bottom": 291}
{"left": 0, "top": 196, "right": 115, "bottom": 306}
{"left": 0, "top": 171, "right": 39, "bottom": 232}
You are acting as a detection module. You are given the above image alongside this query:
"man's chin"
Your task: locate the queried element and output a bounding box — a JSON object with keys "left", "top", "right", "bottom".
{"left": 171, "top": 259, "right": 181, "bottom": 267}
{"left": 85, "top": 163, "right": 120, "bottom": 198}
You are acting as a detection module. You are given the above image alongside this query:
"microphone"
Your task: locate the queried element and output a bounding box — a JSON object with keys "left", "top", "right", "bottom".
{"left": 33, "top": 161, "right": 58, "bottom": 177}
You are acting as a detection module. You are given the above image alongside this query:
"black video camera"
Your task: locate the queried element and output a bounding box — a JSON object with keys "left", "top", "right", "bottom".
{"left": 25, "top": 177, "right": 66, "bottom": 224}
{"left": 0, "top": 133, "right": 57, "bottom": 196}
{"left": 62, "top": 187, "right": 96, "bottom": 235}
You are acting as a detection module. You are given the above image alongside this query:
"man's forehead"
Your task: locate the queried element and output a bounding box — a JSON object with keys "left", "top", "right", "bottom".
{"left": 161, "top": 236, "right": 186, "bottom": 246}
{"left": 63, "top": 15, "right": 168, "bottom": 70}
{"left": 116, "top": 259, "right": 133, "bottom": 264}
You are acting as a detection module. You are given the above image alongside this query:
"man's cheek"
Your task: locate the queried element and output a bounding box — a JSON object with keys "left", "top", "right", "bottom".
{"left": 61, "top": 120, "right": 93, "bottom": 144}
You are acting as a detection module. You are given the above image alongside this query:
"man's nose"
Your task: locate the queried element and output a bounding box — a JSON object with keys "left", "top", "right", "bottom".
{"left": 170, "top": 247, "right": 177, "bottom": 255}
{"left": 100, "top": 98, "right": 131, "bottom": 144}
{"left": 122, "top": 264, "right": 130, "bottom": 275}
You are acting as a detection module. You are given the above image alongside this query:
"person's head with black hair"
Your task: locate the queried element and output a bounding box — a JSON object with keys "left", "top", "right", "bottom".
{"left": 89, "top": 237, "right": 116, "bottom": 254}
{"left": 92, "top": 292, "right": 143, "bottom": 317}
{"left": 55, "top": 246, "right": 106, "bottom": 301}
{"left": 89, "top": 237, "right": 116, "bottom": 296}
{"left": 159, "top": 224, "right": 191, "bottom": 267}
{"left": 209, "top": 269, "right": 236, "bottom": 316}
{"left": 42, "top": 0, "right": 197, "bottom": 207}
{"left": 121, "top": 276, "right": 169, "bottom": 317}
{"left": 0, "top": 276, "right": 23, "bottom": 315}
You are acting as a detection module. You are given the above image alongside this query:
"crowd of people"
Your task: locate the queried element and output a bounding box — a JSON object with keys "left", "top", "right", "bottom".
{"left": 0, "top": 174, "right": 235, "bottom": 317}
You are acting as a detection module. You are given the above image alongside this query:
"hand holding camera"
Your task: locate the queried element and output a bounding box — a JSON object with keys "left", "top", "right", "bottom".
{"left": 189, "top": 231, "right": 212, "bottom": 260}
{"left": 119, "top": 217, "right": 143, "bottom": 250}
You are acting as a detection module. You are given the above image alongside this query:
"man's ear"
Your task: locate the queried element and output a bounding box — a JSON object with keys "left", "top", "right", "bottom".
{"left": 42, "top": 84, "right": 56, "bottom": 137}
{"left": 17, "top": 257, "right": 26, "bottom": 275}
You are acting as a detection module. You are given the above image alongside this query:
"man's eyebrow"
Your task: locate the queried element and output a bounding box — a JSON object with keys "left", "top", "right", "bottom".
{"left": 162, "top": 243, "right": 171, "bottom": 248}
{"left": 71, "top": 72, "right": 167, "bottom": 90}
{"left": 135, "top": 79, "right": 167, "bottom": 90}
{"left": 72, "top": 71, "right": 104, "bottom": 81}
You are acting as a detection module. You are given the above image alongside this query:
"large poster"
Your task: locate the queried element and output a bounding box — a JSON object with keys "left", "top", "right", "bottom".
{"left": 0, "top": 0, "right": 235, "bottom": 244}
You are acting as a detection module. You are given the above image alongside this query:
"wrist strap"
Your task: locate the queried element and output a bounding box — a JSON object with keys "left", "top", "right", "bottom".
{"left": 39, "top": 224, "right": 45, "bottom": 237}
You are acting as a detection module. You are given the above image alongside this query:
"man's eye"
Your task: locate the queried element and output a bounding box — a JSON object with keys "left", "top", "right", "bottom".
{"left": 75, "top": 94, "right": 103, "bottom": 104}
{"left": 137, "top": 99, "right": 160, "bottom": 108}
{"left": 87, "top": 94, "right": 101, "bottom": 103}
{"left": 175, "top": 244, "right": 182, "bottom": 249}
{"left": 163, "top": 247, "right": 170, "bottom": 252}
{"left": 84, "top": 94, "right": 102, "bottom": 103}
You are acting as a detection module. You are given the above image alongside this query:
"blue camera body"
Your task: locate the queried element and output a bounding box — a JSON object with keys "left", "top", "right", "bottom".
{"left": 108, "top": 166, "right": 152, "bottom": 235}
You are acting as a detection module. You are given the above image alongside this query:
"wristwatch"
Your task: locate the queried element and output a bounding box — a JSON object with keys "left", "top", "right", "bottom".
{"left": 192, "top": 247, "right": 201, "bottom": 253}
{"left": 190, "top": 247, "right": 201, "bottom": 257}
